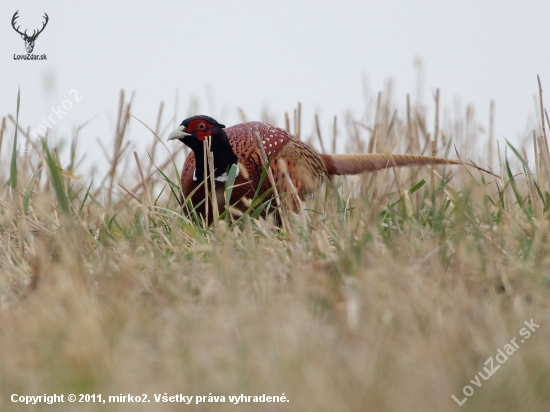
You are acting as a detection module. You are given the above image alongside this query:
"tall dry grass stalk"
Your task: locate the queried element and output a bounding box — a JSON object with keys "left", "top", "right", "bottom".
{"left": 1, "top": 83, "right": 550, "bottom": 412}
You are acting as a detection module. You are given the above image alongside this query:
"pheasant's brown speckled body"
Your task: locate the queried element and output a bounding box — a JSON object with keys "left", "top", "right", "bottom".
{"left": 168, "top": 115, "right": 492, "bottom": 220}
{"left": 180, "top": 122, "right": 328, "bottom": 205}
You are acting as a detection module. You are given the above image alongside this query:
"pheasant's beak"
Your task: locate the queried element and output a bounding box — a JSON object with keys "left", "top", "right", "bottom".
{"left": 168, "top": 125, "right": 192, "bottom": 141}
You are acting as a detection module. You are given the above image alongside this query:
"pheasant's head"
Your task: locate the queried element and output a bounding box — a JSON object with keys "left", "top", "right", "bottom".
{"left": 168, "top": 115, "right": 226, "bottom": 147}
{"left": 168, "top": 115, "right": 238, "bottom": 176}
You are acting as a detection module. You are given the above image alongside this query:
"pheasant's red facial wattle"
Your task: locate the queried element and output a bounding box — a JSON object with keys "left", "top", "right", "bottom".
{"left": 187, "top": 119, "right": 213, "bottom": 141}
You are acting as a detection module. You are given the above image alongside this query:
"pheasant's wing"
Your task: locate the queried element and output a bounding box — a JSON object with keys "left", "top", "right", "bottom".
{"left": 225, "top": 122, "right": 328, "bottom": 198}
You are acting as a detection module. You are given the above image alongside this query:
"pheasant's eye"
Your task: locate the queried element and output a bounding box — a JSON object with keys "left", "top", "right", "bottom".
{"left": 197, "top": 122, "right": 206, "bottom": 131}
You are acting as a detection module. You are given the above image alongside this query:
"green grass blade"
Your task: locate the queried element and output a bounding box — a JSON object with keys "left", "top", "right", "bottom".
{"left": 10, "top": 88, "right": 21, "bottom": 191}
{"left": 23, "top": 167, "right": 43, "bottom": 214}
{"left": 505, "top": 156, "right": 524, "bottom": 209}
{"left": 43, "top": 143, "right": 71, "bottom": 215}
{"left": 409, "top": 178, "right": 426, "bottom": 194}
{"left": 78, "top": 179, "right": 94, "bottom": 216}
{"left": 224, "top": 163, "right": 239, "bottom": 206}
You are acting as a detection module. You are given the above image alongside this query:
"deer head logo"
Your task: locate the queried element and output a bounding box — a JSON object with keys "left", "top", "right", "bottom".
{"left": 11, "top": 11, "right": 49, "bottom": 54}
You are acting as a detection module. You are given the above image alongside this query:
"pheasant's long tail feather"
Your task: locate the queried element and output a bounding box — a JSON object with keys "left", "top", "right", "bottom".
{"left": 320, "top": 153, "right": 495, "bottom": 177}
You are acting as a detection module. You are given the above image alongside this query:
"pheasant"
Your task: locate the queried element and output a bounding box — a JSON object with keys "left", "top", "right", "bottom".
{"left": 168, "top": 115, "right": 491, "bottom": 220}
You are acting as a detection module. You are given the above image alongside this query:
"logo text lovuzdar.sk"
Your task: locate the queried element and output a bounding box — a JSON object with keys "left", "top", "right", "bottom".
{"left": 14, "top": 54, "right": 47, "bottom": 60}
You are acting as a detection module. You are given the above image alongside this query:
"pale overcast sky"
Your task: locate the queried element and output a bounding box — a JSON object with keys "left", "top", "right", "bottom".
{"left": 1, "top": 0, "right": 549, "bottom": 171}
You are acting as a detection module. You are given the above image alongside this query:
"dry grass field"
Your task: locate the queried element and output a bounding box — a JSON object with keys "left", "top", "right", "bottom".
{"left": 1, "top": 86, "right": 550, "bottom": 412}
